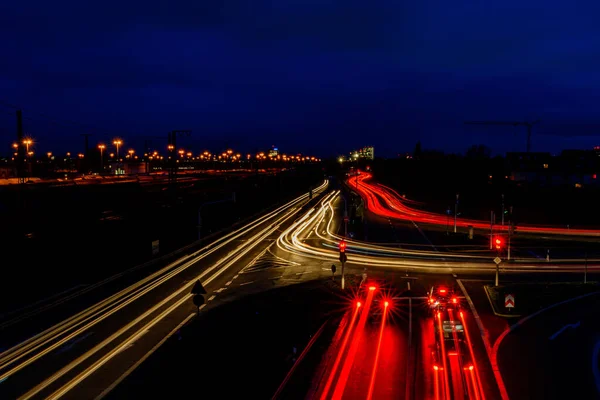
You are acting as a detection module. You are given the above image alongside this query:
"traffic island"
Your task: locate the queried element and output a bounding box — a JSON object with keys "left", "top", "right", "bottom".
{"left": 484, "top": 282, "right": 600, "bottom": 318}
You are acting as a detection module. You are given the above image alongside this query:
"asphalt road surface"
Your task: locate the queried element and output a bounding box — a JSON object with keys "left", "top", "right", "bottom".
{"left": 2, "top": 180, "right": 598, "bottom": 400}
{"left": 0, "top": 181, "right": 328, "bottom": 400}
{"left": 497, "top": 292, "right": 600, "bottom": 400}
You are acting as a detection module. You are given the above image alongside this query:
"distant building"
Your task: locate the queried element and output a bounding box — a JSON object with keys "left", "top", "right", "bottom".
{"left": 268, "top": 145, "right": 279, "bottom": 158}
{"left": 349, "top": 146, "right": 374, "bottom": 160}
{"left": 0, "top": 164, "right": 15, "bottom": 179}
{"left": 506, "top": 150, "right": 599, "bottom": 187}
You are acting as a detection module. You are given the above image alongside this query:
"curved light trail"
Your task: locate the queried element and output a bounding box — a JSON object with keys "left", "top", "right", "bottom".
{"left": 276, "top": 190, "right": 600, "bottom": 273}
{"left": 348, "top": 172, "right": 600, "bottom": 237}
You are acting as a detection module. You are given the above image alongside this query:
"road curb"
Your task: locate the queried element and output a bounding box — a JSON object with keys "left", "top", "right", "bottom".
{"left": 491, "top": 290, "right": 600, "bottom": 400}
{"left": 457, "top": 279, "right": 510, "bottom": 400}
{"left": 483, "top": 286, "right": 522, "bottom": 318}
{"left": 271, "top": 318, "right": 330, "bottom": 400}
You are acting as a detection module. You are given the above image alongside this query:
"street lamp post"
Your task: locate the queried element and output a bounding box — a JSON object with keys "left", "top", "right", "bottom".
{"left": 98, "top": 144, "right": 105, "bottom": 172}
{"left": 113, "top": 139, "right": 122, "bottom": 159}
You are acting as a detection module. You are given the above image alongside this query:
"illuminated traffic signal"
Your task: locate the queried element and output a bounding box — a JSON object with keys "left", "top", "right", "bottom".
{"left": 494, "top": 237, "right": 504, "bottom": 250}
{"left": 339, "top": 240, "right": 347, "bottom": 253}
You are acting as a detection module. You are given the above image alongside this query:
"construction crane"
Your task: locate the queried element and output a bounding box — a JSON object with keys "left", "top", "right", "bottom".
{"left": 464, "top": 120, "right": 540, "bottom": 153}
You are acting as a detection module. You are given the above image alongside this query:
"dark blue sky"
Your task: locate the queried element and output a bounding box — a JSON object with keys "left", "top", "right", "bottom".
{"left": 2, "top": 1, "right": 600, "bottom": 157}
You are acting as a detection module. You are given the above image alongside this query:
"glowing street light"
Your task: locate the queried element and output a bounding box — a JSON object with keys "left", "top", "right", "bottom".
{"left": 113, "top": 139, "right": 122, "bottom": 158}
{"left": 98, "top": 144, "right": 106, "bottom": 170}
{"left": 23, "top": 138, "right": 32, "bottom": 153}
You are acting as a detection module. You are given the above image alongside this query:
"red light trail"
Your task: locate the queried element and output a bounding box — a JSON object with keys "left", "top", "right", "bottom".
{"left": 348, "top": 172, "right": 600, "bottom": 236}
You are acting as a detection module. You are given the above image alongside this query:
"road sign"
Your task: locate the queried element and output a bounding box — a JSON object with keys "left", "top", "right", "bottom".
{"left": 505, "top": 293, "right": 515, "bottom": 308}
{"left": 191, "top": 280, "right": 207, "bottom": 295}
{"left": 151, "top": 240, "right": 159, "bottom": 255}
{"left": 343, "top": 216, "right": 349, "bottom": 222}
{"left": 331, "top": 264, "right": 336, "bottom": 274}
{"left": 494, "top": 257, "right": 502, "bottom": 265}
{"left": 192, "top": 294, "right": 205, "bottom": 307}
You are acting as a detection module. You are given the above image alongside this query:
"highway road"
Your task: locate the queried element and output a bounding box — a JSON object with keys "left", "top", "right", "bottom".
{"left": 276, "top": 190, "right": 600, "bottom": 274}
{"left": 349, "top": 171, "right": 600, "bottom": 237}
{"left": 496, "top": 292, "right": 600, "bottom": 400}
{"left": 271, "top": 271, "right": 495, "bottom": 400}
{"left": 2, "top": 171, "right": 598, "bottom": 399}
{"left": 0, "top": 180, "right": 328, "bottom": 399}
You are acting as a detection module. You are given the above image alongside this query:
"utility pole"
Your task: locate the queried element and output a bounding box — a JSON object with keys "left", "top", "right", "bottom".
{"left": 16, "top": 110, "right": 25, "bottom": 183}
{"left": 501, "top": 194, "right": 505, "bottom": 226}
{"left": 490, "top": 211, "right": 494, "bottom": 250}
{"left": 454, "top": 194, "right": 459, "bottom": 233}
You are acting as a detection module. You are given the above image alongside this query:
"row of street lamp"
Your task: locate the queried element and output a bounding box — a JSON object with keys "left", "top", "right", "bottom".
{"left": 11, "top": 137, "right": 321, "bottom": 164}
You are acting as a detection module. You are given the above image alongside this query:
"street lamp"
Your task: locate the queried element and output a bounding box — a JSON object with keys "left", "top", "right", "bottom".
{"left": 23, "top": 138, "right": 32, "bottom": 153}
{"left": 98, "top": 144, "right": 105, "bottom": 171}
{"left": 128, "top": 149, "right": 135, "bottom": 158}
{"left": 113, "top": 139, "right": 122, "bottom": 159}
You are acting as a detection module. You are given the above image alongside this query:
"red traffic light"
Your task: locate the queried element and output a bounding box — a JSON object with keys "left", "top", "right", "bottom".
{"left": 494, "top": 237, "right": 504, "bottom": 250}
{"left": 339, "top": 240, "right": 347, "bottom": 253}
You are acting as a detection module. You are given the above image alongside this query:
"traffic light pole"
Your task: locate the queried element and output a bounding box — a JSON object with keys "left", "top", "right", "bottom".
{"left": 495, "top": 260, "right": 499, "bottom": 287}
{"left": 507, "top": 225, "right": 511, "bottom": 261}
{"left": 341, "top": 260, "right": 345, "bottom": 290}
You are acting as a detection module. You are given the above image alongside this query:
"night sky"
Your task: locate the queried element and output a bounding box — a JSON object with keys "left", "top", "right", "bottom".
{"left": 2, "top": 1, "right": 600, "bottom": 157}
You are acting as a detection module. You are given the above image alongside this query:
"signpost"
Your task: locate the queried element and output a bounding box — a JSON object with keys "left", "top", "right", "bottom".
{"left": 191, "top": 280, "right": 207, "bottom": 315}
{"left": 494, "top": 257, "right": 502, "bottom": 287}
{"left": 504, "top": 293, "right": 515, "bottom": 309}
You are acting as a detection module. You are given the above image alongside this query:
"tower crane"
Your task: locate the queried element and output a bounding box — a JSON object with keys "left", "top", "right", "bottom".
{"left": 464, "top": 120, "right": 540, "bottom": 152}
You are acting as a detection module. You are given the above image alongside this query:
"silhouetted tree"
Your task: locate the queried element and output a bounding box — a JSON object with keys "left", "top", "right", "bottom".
{"left": 414, "top": 141, "right": 422, "bottom": 159}
{"left": 465, "top": 144, "right": 491, "bottom": 159}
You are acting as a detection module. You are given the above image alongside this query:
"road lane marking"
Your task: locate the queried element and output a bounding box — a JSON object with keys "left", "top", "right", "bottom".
{"left": 548, "top": 321, "right": 580, "bottom": 340}
{"left": 207, "top": 295, "right": 216, "bottom": 302}
{"left": 115, "top": 330, "right": 149, "bottom": 354}
{"left": 225, "top": 280, "right": 233, "bottom": 286}
{"left": 239, "top": 281, "right": 255, "bottom": 286}
{"left": 456, "top": 279, "right": 506, "bottom": 400}
{"left": 198, "top": 304, "right": 207, "bottom": 310}
{"left": 95, "top": 313, "right": 196, "bottom": 400}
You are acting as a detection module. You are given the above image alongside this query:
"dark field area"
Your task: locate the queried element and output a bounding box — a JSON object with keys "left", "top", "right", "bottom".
{"left": 370, "top": 158, "right": 600, "bottom": 228}
{"left": 106, "top": 280, "right": 341, "bottom": 400}
{"left": 0, "top": 167, "right": 323, "bottom": 313}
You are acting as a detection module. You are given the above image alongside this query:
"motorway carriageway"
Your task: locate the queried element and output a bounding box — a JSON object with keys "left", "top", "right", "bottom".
{"left": 303, "top": 289, "right": 484, "bottom": 399}
{"left": 348, "top": 172, "right": 600, "bottom": 237}
{"left": 276, "top": 191, "right": 600, "bottom": 274}
{"left": 0, "top": 180, "right": 329, "bottom": 400}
